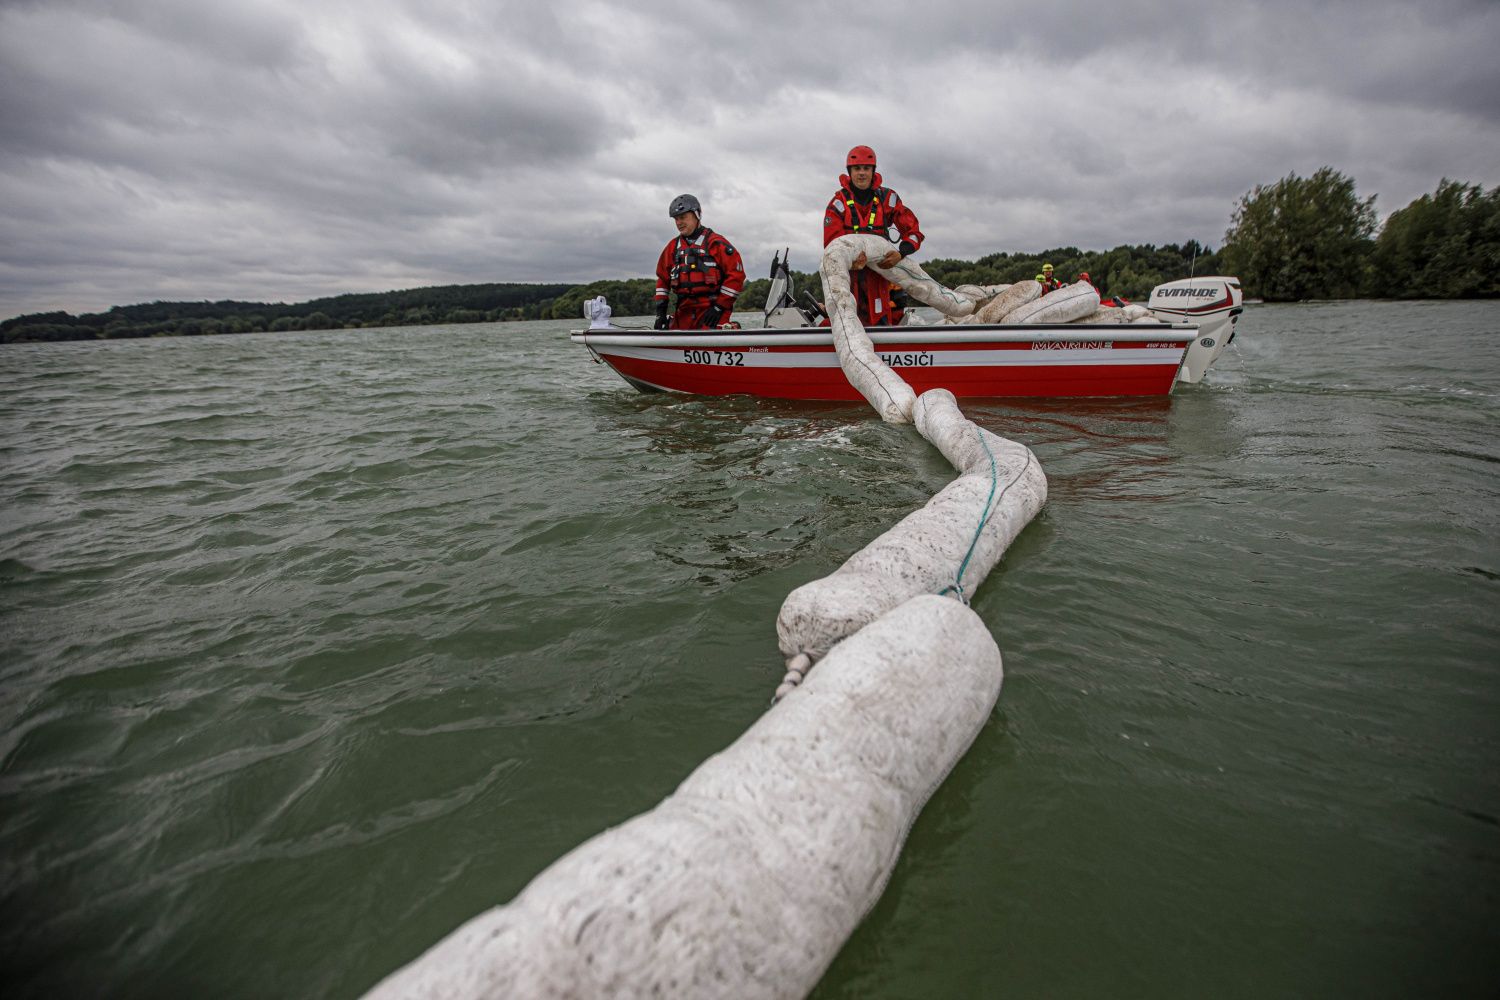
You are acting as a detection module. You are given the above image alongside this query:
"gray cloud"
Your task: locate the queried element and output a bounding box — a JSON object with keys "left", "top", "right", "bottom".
{"left": 1, "top": 0, "right": 1497, "bottom": 316}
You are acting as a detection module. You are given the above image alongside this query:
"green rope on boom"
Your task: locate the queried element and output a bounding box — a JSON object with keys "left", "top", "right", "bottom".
{"left": 939, "top": 431, "right": 998, "bottom": 605}
{"left": 938, "top": 430, "right": 1033, "bottom": 606}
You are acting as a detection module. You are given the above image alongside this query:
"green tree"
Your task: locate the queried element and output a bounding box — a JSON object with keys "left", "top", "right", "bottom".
{"left": 546, "top": 279, "right": 657, "bottom": 320}
{"left": 1220, "top": 167, "right": 1376, "bottom": 300}
{"left": 1367, "top": 180, "right": 1500, "bottom": 298}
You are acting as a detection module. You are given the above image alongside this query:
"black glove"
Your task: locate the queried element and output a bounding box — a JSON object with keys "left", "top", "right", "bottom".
{"left": 654, "top": 301, "right": 669, "bottom": 330}
{"left": 700, "top": 305, "right": 724, "bottom": 330}
{"left": 898, "top": 240, "right": 917, "bottom": 258}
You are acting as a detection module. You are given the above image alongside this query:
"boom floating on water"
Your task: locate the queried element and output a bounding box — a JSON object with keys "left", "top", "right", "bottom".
{"left": 364, "top": 237, "right": 1054, "bottom": 1000}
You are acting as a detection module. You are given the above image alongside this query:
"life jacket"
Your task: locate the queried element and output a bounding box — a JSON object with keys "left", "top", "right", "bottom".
{"left": 832, "top": 174, "right": 895, "bottom": 241}
{"left": 669, "top": 228, "right": 726, "bottom": 298}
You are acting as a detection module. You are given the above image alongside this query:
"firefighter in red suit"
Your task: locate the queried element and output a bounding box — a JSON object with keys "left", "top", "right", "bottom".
{"left": 822, "top": 146, "right": 924, "bottom": 326}
{"left": 654, "top": 194, "right": 746, "bottom": 331}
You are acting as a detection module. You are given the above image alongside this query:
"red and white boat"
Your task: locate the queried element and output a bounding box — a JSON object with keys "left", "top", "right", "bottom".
{"left": 573, "top": 325, "right": 1195, "bottom": 399}
{"left": 571, "top": 263, "right": 1242, "bottom": 399}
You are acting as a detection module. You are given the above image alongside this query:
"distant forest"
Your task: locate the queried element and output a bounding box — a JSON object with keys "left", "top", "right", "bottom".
{"left": 4, "top": 175, "right": 1494, "bottom": 344}
{"left": 1, "top": 282, "right": 576, "bottom": 345}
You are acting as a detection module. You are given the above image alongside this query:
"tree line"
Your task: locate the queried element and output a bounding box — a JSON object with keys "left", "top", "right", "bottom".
{"left": 4, "top": 173, "right": 1494, "bottom": 343}
{"left": 1, "top": 282, "right": 577, "bottom": 345}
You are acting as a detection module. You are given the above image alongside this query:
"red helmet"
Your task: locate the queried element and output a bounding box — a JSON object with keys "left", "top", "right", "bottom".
{"left": 846, "top": 145, "right": 877, "bottom": 168}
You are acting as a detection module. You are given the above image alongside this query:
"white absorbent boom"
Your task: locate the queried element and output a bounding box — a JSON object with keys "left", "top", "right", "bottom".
{"left": 362, "top": 234, "right": 1047, "bottom": 1000}
{"left": 362, "top": 596, "right": 1001, "bottom": 1000}
{"left": 776, "top": 387, "right": 1045, "bottom": 661}
{"left": 780, "top": 236, "right": 1047, "bottom": 659}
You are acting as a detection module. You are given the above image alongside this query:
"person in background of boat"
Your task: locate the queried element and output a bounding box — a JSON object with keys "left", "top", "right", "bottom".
{"left": 654, "top": 194, "right": 746, "bottom": 331}
{"left": 888, "top": 285, "right": 910, "bottom": 326}
{"left": 1076, "top": 270, "right": 1127, "bottom": 305}
{"left": 822, "top": 146, "right": 923, "bottom": 326}
{"left": 1039, "top": 264, "right": 1062, "bottom": 293}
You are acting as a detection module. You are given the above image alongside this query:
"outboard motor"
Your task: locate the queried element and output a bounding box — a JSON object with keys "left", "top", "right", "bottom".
{"left": 1148, "top": 276, "right": 1244, "bottom": 383}
{"left": 764, "top": 250, "right": 820, "bottom": 329}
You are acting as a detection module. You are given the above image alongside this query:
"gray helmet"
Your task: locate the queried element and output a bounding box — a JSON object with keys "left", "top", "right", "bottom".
{"left": 669, "top": 194, "right": 701, "bottom": 218}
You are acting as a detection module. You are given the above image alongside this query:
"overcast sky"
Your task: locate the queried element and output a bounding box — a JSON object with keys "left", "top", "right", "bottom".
{"left": 2, "top": 0, "right": 1498, "bottom": 317}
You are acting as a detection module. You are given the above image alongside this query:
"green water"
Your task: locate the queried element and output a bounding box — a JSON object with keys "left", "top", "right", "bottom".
{"left": 1, "top": 301, "right": 1497, "bottom": 998}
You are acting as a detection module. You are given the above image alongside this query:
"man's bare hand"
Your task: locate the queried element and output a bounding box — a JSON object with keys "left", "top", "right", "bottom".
{"left": 878, "top": 250, "right": 903, "bottom": 268}
{"left": 852, "top": 251, "right": 868, "bottom": 270}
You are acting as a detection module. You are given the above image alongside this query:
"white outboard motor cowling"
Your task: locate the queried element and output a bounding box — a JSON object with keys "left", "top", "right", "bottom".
{"left": 1148, "top": 276, "right": 1243, "bottom": 383}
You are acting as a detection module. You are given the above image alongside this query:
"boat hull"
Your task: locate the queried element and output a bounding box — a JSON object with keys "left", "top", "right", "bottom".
{"left": 573, "top": 325, "right": 1196, "bottom": 399}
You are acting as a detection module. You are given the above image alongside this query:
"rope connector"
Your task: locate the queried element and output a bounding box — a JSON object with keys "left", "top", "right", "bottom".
{"left": 936, "top": 581, "right": 969, "bottom": 606}
{"left": 772, "top": 652, "right": 814, "bottom": 705}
